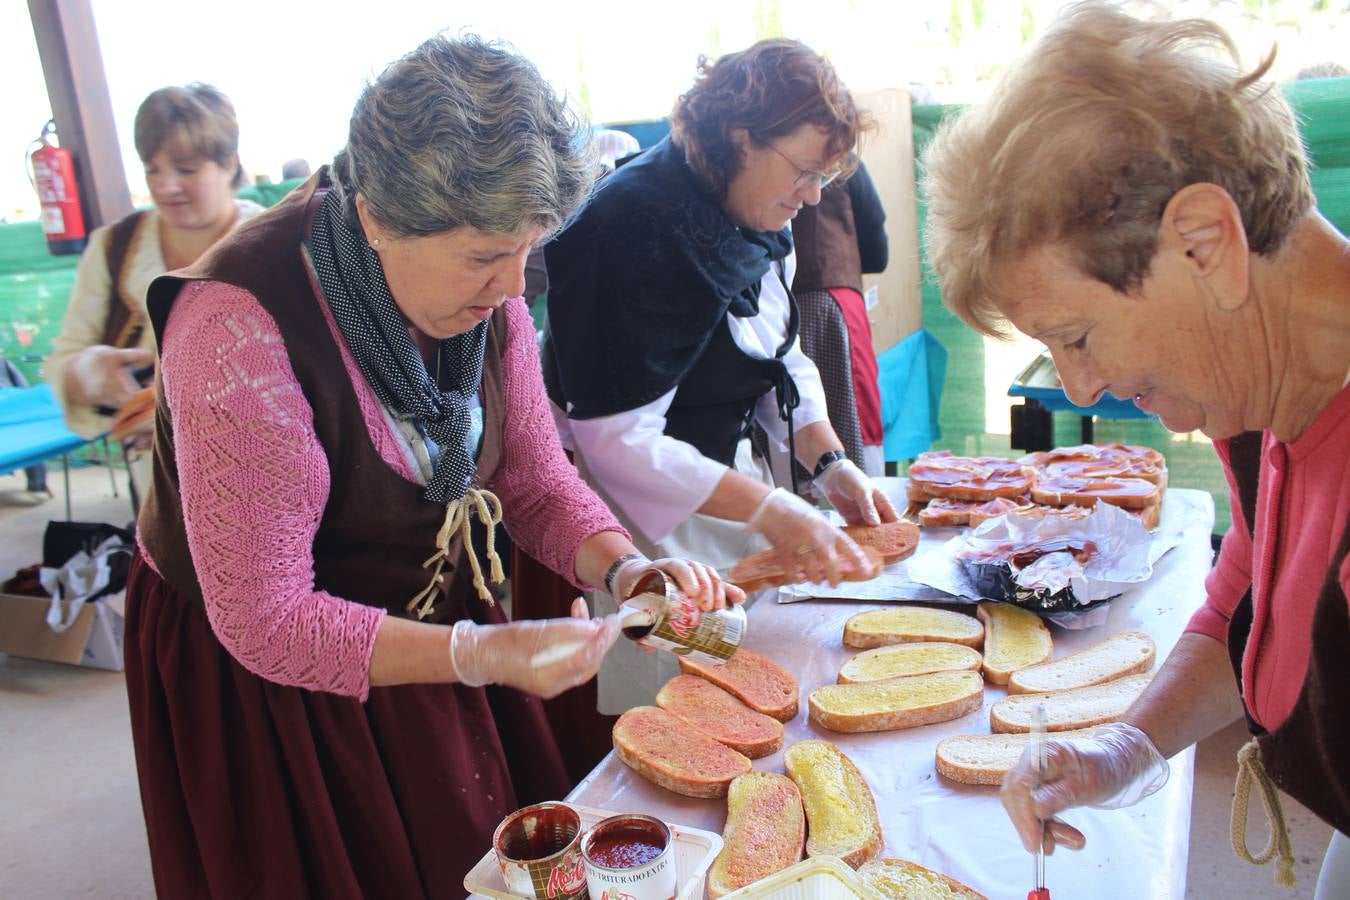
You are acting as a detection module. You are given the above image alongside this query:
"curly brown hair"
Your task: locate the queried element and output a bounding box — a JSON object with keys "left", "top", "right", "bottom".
{"left": 670, "top": 39, "right": 867, "bottom": 198}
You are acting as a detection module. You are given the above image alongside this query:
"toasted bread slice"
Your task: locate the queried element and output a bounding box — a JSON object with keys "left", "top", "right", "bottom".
{"left": 1030, "top": 475, "right": 1161, "bottom": 510}
{"left": 935, "top": 728, "right": 1100, "bottom": 785}
{"left": 708, "top": 773, "right": 805, "bottom": 897}
{"left": 678, "top": 648, "right": 799, "bottom": 721}
{"left": 809, "top": 670, "right": 984, "bottom": 733}
{"left": 655, "top": 675, "right": 784, "bottom": 758}
{"left": 729, "top": 545, "right": 885, "bottom": 594}
{"left": 612, "top": 706, "right": 752, "bottom": 799}
{"left": 838, "top": 642, "right": 983, "bottom": 684}
{"left": 110, "top": 386, "right": 156, "bottom": 442}
{"left": 856, "top": 858, "right": 986, "bottom": 899}
{"left": 1007, "top": 631, "right": 1155, "bottom": 695}
{"left": 906, "top": 452, "right": 1035, "bottom": 502}
{"left": 840, "top": 521, "right": 921, "bottom": 564}
{"left": 1132, "top": 500, "right": 1162, "bottom": 531}
{"left": 783, "top": 741, "right": 882, "bottom": 869}
{"left": 991, "top": 673, "right": 1151, "bottom": 733}
{"left": 843, "top": 606, "right": 984, "bottom": 650}
{"left": 976, "top": 602, "right": 1053, "bottom": 685}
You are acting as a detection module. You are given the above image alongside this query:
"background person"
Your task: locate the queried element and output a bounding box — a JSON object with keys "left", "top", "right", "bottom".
{"left": 46, "top": 83, "right": 261, "bottom": 499}
{"left": 922, "top": 3, "right": 1350, "bottom": 894}
{"left": 544, "top": 39, "right": 896, "bottom": 713}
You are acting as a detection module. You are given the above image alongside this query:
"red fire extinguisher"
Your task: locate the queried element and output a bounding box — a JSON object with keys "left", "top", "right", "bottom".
{"left": 28, "top": 120, "right": 88, "bottom": 256}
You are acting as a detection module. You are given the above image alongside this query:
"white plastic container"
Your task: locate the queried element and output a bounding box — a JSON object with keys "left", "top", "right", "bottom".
{"left": 465, "top": 803, "right": 723, "bottom": 900}
{"left": 718, "top": 856, "right": 878, "bottom": 900}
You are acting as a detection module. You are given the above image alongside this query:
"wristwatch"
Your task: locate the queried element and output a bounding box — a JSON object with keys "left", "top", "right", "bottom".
{"left": 812, "top": 450, "right": 848, "bottom": 479}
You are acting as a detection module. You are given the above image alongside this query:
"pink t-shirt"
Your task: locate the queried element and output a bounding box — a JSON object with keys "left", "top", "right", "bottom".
{"left": 1186, "top": 383, "right": 1350, "bottom": 731}
{"left": 146, "top": 283, "right": 625, "bottom": 700}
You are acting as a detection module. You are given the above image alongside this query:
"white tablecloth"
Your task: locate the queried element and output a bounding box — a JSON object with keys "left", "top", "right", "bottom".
{"left": 566, "top": 487, "right": 1216, "bottom": 900}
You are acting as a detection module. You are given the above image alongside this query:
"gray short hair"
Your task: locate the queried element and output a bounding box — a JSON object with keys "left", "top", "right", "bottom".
{"left": 332, "top": 34, "right": 596, "bottom": 239}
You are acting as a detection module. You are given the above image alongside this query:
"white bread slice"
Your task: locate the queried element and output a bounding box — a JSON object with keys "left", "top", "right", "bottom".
{"left": 856, "top": 858, "right": 986, "bottom": 899}
{"left": 783, "top": 740, "right": 882, "bottom": 869}
{"left": 991, "top": 673, "right": 1151, "bottom": 733}
{"left": 934, "top": 728, "right": 1100, "bottom": 785}
{"left": 656, "top": 675, "right": 783, "bottom": 758}
{"left": 678, "top": 648, "right": 799, "bottom": 721}
{"left": 976, "top": 601, "right": 1053, "bottom": 685}
{"left": 708, "top": 773, "right": 805, "bottom": 897}
{"left": 808, "top": 671, "right": 984, "bottom": 734}
{"left": 843, "top": 607, "right": 984, "bottom": 650}
{"left": 838, "top": 642, "right": 982, "bottom": 684}
{"left": 612, "top": 706, "right": 752, "bottom": 799}
{"left": 1006, "top": 631, "right": 1155, "bottom": 695}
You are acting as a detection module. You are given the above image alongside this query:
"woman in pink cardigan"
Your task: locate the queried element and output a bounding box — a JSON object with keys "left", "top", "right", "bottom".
{"left": 124, "top": 35, "right": 740, "bottom": 897}
{"left": 923, "top": 4, "right": 1349, "bottom": 895}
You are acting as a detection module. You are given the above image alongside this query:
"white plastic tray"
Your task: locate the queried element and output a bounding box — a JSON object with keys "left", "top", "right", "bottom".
{"left": 464, "top": 802, "right": 724, "bottom": 900}
{"left": 719, "top": 856, "right": 876, "bottom": 900}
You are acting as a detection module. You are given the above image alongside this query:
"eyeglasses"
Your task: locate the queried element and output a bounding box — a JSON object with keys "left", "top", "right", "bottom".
{"left": 766, "top": 143, "right": 842, "bottom": 190}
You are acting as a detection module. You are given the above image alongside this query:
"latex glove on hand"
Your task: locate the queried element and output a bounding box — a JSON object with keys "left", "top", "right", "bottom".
{"left": 66, "top": 345, "right": 154, "bottom": 410}
{"left": 610, "top": 555, "right": 746, "bottom": 612}
{"left": 814, "top": 458, "right": 899, "bottom": 526}
{"left": 1000, "top": 721, "right": 1170, "bottom": 854}
{"left": 448, "top": 598, "right": 620, "bottom": 698}
{"left": 748, "top": 487, "right": 871, "bottom": 586}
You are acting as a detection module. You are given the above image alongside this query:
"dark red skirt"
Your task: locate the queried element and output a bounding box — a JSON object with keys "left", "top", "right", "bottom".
{"left": 123, "top": 552, "right": 571, "bottom": 899}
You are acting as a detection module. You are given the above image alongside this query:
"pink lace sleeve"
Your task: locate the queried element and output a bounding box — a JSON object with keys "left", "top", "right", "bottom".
{"left": 493, "top": 299, "right": 628, "bottom": 586}
{"left": 160, "top": 281, "right": 385, "bottom": 699}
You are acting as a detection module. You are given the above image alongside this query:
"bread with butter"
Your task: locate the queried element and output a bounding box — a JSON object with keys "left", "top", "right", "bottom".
{"left": 809, "top": 670, "right": 984, "bottom": 734}
{"left": 783, "top": 740, "right": 882, "bottom": 868}
{"left": 976, "top": 601, "right": 1053, "bottom": 685}
{"left": 843, "top": 606, "right": 984, "bottom": 650}
{"left": 856, "top": 858, "right": 986, "bottom": 899}
{"left": 838, "top": 642, "right": 982, "bottom": 684}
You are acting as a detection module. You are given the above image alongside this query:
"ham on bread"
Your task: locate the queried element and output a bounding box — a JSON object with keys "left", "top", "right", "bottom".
{"left": 906, "top": 451, "right": 1035, "bottom": 501}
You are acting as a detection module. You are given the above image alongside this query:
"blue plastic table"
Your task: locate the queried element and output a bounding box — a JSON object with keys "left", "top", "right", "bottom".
{"left": 0, "top": 384, "right": 108, "bottom": 519}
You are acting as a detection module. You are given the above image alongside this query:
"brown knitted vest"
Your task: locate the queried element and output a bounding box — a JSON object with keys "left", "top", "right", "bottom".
{"left": 138, "top": 170, "right": 506, "bottom": 620}
{"left": 100, "top": 210, "right": 149, "bottom": 349}
{"left": 1225, "top": 431, "right": 1350, "bottom": 833}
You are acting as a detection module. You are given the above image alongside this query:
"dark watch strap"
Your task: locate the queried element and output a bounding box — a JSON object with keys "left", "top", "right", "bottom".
{"left": 604, "top": 553, "right": 645, "bottom": 596}
{"left": 813, "top": 450, "right": 849, "bottom": 479}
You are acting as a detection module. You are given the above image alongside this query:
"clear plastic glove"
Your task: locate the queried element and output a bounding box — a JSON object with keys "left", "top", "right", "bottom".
{"left": 814, "top": 458, "right": 899, "bottom": 526}
{"left": 1000, "top": 721, "right": 1170, "bottom": 854}
{"left": 610, "top": 555, "right": 747, "bottom": 611}
{"left": 747, "top": 487, "right": 871, "bottom": 586}
{"left": 66, "top": 345, "right": 153, "bottom": 409}
{"left": 448, "top": 598, "right": 620, "bottom": 699}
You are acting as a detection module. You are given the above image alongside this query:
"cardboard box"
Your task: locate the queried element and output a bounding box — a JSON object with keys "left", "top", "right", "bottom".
{"left": 0, "top": 590, "right": 125, "bottom": 671}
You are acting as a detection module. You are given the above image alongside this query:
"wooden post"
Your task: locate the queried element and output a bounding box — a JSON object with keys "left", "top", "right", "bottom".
{"left": 855, "top": 87, "right": 921, "bottom": 355}
{"left": 27, "top": 0, "right": 131, "bottom": 230}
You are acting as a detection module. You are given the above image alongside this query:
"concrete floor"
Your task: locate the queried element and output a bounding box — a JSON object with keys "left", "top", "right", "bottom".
{"left": 0, "top": 465, "right": 1333, "bottom": 898}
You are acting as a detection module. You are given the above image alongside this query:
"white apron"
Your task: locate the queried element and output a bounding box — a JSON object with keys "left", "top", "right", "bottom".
{"left": 580, "top": 438, "right": 773, "bottom": 715}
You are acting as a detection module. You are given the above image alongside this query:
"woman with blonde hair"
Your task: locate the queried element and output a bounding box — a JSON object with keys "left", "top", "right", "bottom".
{"left": 923, "top": 3, "right": 1349, "bottom": 894}
{"left": 47, "top": 84, "right": 260, "bottom": 497}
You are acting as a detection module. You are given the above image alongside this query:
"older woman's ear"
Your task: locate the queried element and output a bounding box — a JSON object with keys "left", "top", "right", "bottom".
{"left": 1161, "top": 183, "right": 1250, "bottom": 312}
{"left": 353, "top": 193, "right": 388, "bottom": 250}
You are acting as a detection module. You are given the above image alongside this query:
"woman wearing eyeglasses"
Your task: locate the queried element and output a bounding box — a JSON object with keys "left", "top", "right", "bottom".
{"left": 544, "top": 38, "right": 897, "bottom": 712}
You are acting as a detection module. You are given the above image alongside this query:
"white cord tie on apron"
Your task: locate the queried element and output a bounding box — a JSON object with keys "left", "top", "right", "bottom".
{"left": 407, "top": 488, "right": 505, "bottom": 619}
{"left": 1230, "top": 737, "right": 1297, "bottom": 889}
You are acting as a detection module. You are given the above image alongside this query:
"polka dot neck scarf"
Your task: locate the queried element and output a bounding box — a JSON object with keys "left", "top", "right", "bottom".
{"left": 308, "top": 190, "right": 486, "bottom": 504}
